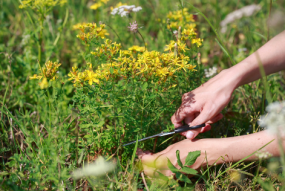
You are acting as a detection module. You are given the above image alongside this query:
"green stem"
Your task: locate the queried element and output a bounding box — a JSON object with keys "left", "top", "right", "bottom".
{"left": 187, "top": 3, "right": 236, "bottom": 67}
{"left": 137, "top": 30, "right": 147, "bottom": 51}
{"left": 277, "top": 134, "right": 285, "bottom": 176}
{"left": 267, "top": 0, "right": 272, "bottom": 42}
{"left": 38, "top": 17, "right": 44, "bottom": 65}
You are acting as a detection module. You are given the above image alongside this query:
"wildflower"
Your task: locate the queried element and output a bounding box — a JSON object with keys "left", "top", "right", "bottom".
{"left": 258, "top": 101, "right": 285, "bottom": 136}
{"left": 19, "top": 0, "right": 67, "bottom": 9}
{"left": 111, "top": 5, "right": 142, "bottom": 17}
{"left": 75, "top": 23, "right": 109, "bottom": 42}
{"left": 128, "top": 21, "right": 138, "bottom": 33}
{"left": 110, "top": 2, "right": 126, "bottom": 11}
{"left": 164, "top": 41, "right": 176, "bottom": 52}
{"left": 39, "top": 78, "right": 48, "bottom": 89}
{"left": 220, "top": 4, "right": 261, "bottom": 33}
{"left": 30, "top": 60, "right": 61, "bottom": 82}
{"left": 90, "top": 2, "right": 102, "bottom": 10}
{"left": 128, "top": 45, "right": 145, "bottom": 52}
{"left": 192, "top": 38, "right": 203, "bottom": 47}
{"left": 229, "top": 171, "right": 242, "bottom": 182}
{"left": 255, "top": 150, "right": 272, "bottom": 159}
{"left": 201, "top": 57, "right": 209, "bottom": 64}
{"left": 167, "top": 9, "right": 195, "bottom": 30}
{"left": 204, "top": 66, "right": 218, "bottom": 78}
{"left": 181, "top": 28, "right": 196, "bottom": 38}
{"left": 72, "top": 156, "right": 116, "bottom": 179}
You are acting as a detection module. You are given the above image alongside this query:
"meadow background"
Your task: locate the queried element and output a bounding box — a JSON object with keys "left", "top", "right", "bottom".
{"left": 1, "top": 0, "right": 285, "bottom": 190}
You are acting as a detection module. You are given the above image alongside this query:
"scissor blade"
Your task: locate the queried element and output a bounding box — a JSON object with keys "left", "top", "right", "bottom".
{"left": 123, "top": 133, "right": 163, "bottom": 146}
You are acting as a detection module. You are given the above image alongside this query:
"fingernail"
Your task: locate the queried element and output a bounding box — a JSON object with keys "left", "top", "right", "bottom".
{"left": 186, "top": 131, "right": 195, "bottom": 139}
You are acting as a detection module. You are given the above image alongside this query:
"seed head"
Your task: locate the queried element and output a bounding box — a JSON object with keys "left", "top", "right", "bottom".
{"left": 128, "top": 21, "right": 138, "bottom": 33}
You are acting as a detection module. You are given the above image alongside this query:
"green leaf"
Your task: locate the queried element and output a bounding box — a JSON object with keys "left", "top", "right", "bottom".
{"left": 185, "top": 151, "right": 200, "bottom": 166}
{"left": 142, "top": 82, "right": 148, "bottom": 90}
{"left": 84, "top": 134, "right": 91, "bottom": 139}
{"left": 181, "top": 167, "right": 197, "bottom": 175}
{"left": 0, "top": 171, "right": 9, "bottom": 176}
{"left": 167, "top": 158, "right": 179, "bottom": 173}
{"left": 176, "top": 150, "right": 183, "bottom": 168}
{"left": 256, "top": 177, "right": 275, "bottom": 191}
{"left": 157, "top": 171, "right": 169, "bottom": 182}
{"left": 175, "top": 172, "right": 192, "bottom": 184}
{"left": 131, "top": 135, "right": 139, "bottom": 166}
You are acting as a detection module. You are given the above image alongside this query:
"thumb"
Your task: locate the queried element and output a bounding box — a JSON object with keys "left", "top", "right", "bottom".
{"left": 185, "top": 123, "right": 211, "bottom": 139}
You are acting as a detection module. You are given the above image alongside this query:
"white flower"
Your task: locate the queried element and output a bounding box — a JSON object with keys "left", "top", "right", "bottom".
{"left": 72, "top": 156, "right": 116, "bottom": 179}
{"left": 220, "top": 4, "right": 261, "bottom": 33}
{"left": 111, "top": 5, "right": 142, "bottom": 17}
{"left": 133, "top": 6, "right": 142, "bottom": 12}
{"left": 255, "top": 150, "right": 272, "bottom": 159}
{"left": 204, "top": 66, "right": 218, "bottom": 78}
{"left": 258, "top": 101, "right": 285, "bottom": 136}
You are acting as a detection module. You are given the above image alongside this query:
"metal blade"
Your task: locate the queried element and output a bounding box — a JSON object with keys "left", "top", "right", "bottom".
{"left": 123, "top": 131, "right": 175, "bottom": 146}
{"left": 123, "top": 133, "right": 163, "bottom": 146}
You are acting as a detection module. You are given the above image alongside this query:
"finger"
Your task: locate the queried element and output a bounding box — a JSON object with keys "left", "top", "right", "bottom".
{"left": 200, "top": 123, "right": 211, "bottom": 133}
{"left": 171, "top": 106, "right": 196, "bottom": 128}
{"left": 181, "top": 114, "right": 195, "bottom": 139}
{"left": 207, "top": 113, "right": 223, "bottom": 124}
{"left": 191, "top": 103, "right": 218, "bottom": 127}
{"left": 141, "top": 153, "right": 157, "bottom": 167}
{"left": 137, "top": 149, "right": 153, "bottom": 160}
{"left": 180, "top": 114, "right": 196, "bottom": 137}
{"left": 143, "top": 165, "right": 156, "bottom": 177}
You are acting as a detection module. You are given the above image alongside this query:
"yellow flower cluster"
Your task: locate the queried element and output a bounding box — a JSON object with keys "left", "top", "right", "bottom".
{"left": 30, "top": 61, "right": 61, "bottom": 89}
{"left": 90, "top": 39, "right": 122, "bottom": 59}
{"left": 167, "top": 8, "right": 195, "bottom": 30}
{"left": 19, "top": 0, "right": 66, "bottom": 9}
{"left": 30, "top": 61, "right": 61, "bottom": 80}
{"left": 167, "top": 8, "right": 203, "bottom": 47}
{"left": 68, "top": 64, "right": 99, "bottom": 86}
{"left": 74, "top": 23, "right": 109, "bottom": 43}
{"left": 90, "top": 0, "right": 109, "bottom": 10}
{"left": 128, "top": 45, "right": 145, "bottom": 52}
{"left": 68, "top": 39, "right": 196, "bottom": 87}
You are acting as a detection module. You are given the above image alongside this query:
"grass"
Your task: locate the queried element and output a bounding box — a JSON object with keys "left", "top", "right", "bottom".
{"left": 1, "top": 0, "right": 285, "bottom": 190}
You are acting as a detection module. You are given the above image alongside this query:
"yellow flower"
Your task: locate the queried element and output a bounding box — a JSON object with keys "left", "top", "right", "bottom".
{"left": 39, "top": 78, "right": 48, "bottom": 89}
{"left": 181, "top": 28, "right": 196, "bottom": 37}
{"left": 164, "top": 41, "right": 176, "bottom": 52}
{"left": 110, "top": 2, "right": 126, "bottom": 11}
{"left": 19, "top": 0, "right": 67, "bottom": 9}
{"left": 90, "top": 2, "right": 102, "bottom": 10}
{"left": 230, "top": 171, "right": 242, "bottom": 182}
{"left": 97, "top": 29, "right": 109, "bottom": 39}
{"left": 177, "top": 41, "right": 189, "bottom": 52}
{"left": 128, "top": 45, "right": 145, "bottom": 52}
{"left": 156, "top": 67, "right": 169, "bottom": 77}
{"left": 85, "top": 70, "right": 99, "bottom": 85}
{"left": 29, "top": 74, "right": 43, "bottom": 80}
{"left": 100, "top": 0, "right": 109, "bottom": 4}
{"left": 192, "top": 38, "right": 203, "bottom": 47}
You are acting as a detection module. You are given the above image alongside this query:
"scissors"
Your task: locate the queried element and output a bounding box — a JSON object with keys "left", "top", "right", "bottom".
{"left": 123, "top": 123, "right": 205, "bottom": 146}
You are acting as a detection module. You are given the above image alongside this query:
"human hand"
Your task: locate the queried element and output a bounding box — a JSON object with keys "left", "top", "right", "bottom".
{"left": 137, "top": 138, "right": 223, "bottom": 177}
{"left": 171, "top": 70, "right": 236, "bottom": 139}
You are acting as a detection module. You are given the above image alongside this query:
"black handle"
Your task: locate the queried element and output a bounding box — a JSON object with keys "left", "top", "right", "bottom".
{"left": 174, "top": 123, "right": 206, "bottom": 134}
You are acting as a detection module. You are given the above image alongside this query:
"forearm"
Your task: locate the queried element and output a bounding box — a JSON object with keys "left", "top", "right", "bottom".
{"left": 213, "top": 131, "right": 280, "bottom": 165}
{"left": 222, "top": 30, "right": 285, "bottom": 89}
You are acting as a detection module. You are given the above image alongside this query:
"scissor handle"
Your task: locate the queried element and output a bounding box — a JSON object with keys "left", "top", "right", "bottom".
{"left": 174, "top": 123, "right": 206, "bottom": 134}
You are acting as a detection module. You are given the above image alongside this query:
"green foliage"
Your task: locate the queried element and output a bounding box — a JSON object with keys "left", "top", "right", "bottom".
{"left": 1, "top": 0, "right": 285, "bottom": 190}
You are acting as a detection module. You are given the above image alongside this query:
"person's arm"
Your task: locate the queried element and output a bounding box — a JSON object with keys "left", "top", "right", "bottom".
{"left": 138, "top": 131, "right": 280, "bottom": 177}
{"left": 171, "top": 30, "right": 285, "bottom": 139}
